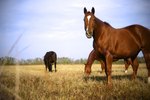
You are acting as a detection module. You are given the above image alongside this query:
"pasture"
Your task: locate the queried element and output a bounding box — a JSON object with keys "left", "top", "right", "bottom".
{"left": 0, "top": 64, "right": 150, "bottom": 100}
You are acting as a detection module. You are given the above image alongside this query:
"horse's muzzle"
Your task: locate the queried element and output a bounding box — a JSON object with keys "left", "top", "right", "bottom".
{"left": 86, "top": 32, "right": 93, "bottom": 38}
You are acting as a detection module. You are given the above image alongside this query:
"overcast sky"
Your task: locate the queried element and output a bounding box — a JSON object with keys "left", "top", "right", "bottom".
{"left": 0, "top": 0, "right": 150, "bottom": 59}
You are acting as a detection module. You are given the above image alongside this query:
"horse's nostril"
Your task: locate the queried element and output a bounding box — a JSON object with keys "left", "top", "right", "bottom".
{"left": 86, "top": 33, "right": 92, "bottom": 38}
{"left": 86, "top": 31, "right": 93, "bottom": 38}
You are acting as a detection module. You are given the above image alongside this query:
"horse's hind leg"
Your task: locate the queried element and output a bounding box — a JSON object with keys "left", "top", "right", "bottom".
{"left": 45, "top": 61, "right": 48, "bottom": 72}
{"left": 142, "top": 49, "right": 150, "bottom": 83}
{"left": 124, "top": 59, "right": 130, "bottom": 73}
{"left": 100, "top": 60, "right": 105, "bottom": 73}
{"left": 131, "top": 57, "right": 139, "bottom": 80}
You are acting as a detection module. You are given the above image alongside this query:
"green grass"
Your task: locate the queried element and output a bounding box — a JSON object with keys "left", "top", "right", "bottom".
{"left": 0, "top": 64, "right": 150, "bottom": 100}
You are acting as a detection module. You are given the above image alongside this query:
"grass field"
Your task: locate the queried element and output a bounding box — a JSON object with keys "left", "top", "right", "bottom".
{"left": 0, "top": 64, "right": 150, "bottom": 100}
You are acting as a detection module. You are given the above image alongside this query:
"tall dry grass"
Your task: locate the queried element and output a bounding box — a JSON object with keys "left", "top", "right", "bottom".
{"left": 0, "top": 64, "right": 150, "bottom": 100}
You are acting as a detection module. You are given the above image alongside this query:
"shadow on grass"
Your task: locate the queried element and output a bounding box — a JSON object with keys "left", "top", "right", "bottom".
{"left": 84, "top": 74, "right": 147, "bottom": 83}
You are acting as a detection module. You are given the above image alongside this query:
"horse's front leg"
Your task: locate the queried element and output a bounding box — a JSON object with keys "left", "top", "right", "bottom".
{"left": 45, "top": 62, "right": 49, "bottom": 72}
{"left": 105, "top": 51, "right": 113, "bottom": 86}
{"left": 54, "top": 62, "right": 57, "bottom": 72}
{"left": 49, "top": 64, "right": 52, "bottom": 72}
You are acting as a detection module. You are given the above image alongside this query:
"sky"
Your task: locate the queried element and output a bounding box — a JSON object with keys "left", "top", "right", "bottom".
{"left": 0, "top": 0, "right": 150, "bottom": 60}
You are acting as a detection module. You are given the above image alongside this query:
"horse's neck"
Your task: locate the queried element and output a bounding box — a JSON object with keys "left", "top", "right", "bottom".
{"left": 93, "top": 18, "right": 105, "bottom": 39}
{"left": 93, "top": 18, "right": 114, "bottom": 38}
{"left": 92, "top": 17, "right": 114, "bottom": 53}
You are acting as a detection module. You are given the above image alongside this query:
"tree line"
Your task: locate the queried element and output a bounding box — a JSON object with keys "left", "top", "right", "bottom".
{"left": 0, "top": 56, "right": 145, "bottom": 65}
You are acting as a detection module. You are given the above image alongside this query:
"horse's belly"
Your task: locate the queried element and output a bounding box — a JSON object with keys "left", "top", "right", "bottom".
{"left": 111, "top": 38, "right": 141, "bottom": 58}
{"left": 113, "top": 49, "right": 139, "bottom": 59}
{"left": 94, "top": 39, "right": 140, "bottom": 59}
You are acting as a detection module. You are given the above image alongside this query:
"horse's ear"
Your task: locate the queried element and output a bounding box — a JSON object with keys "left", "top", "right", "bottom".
{"left": 91, "top": 7, "right": 95, "bottom": 14}
{"left": 84, "top": 7, "right": 87, "bottom": 14}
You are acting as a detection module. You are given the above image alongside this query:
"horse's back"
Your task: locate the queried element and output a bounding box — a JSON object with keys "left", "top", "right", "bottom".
{"left": 44, "top": 51, "right": 57, "bottom": 63}
{"left": 103, "top": 24, "right": 149, "bottom": 58}
{"left": 126, "top": 25, "right": 150, "bottom": 49}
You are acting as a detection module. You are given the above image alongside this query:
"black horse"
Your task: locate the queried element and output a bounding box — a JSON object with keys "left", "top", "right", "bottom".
{"left": 44, "top": 51, "right": 57, "bottom": 72}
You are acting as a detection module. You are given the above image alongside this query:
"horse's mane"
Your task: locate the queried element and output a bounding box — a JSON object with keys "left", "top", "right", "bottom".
{"left": 95, "top": 17, "right": 113, "bottom": 28}
{"left": 103, "top": 21, "right": 112, "bottom": 27}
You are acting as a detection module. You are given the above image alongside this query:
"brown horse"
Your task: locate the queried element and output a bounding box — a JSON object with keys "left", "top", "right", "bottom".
{"left": 83, "top": 7, "right": 150, "bottom": 85}
{"left": 85, "top": 49, "right": 134, "bottom": 75}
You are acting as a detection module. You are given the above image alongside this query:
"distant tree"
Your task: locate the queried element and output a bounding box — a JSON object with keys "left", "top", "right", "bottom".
{"left": 0, "top": 57, "right": 4, "bottom": 65}
{"left": 74, "top": 58, "right": 87, "bottom": 64}
{"left": 4, "top": 56, "right": 145, "bottom": 65}
{"left": 0, "top": 56, "right": 16, "bottom": 65}
{"left": 33, "top": 58, "right": 43, "bottom": 65}
{"left": 57, "top": 57, "right": 73, "bottom": 64}
{"left": 19, "top": 59, "right": 27, "bottom": 65}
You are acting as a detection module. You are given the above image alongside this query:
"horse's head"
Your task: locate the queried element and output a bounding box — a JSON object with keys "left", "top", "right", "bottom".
{"left": 83, "top": 7, "right": 95, "bottom": 38}
{"left": 84, "top": 63, "right": 91, "bottom": 75}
